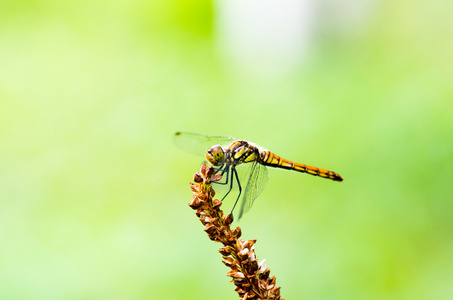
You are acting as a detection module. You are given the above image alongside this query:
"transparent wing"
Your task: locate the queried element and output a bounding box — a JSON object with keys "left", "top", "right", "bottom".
{"left": 236, "top": 161, "right": 269, "bottom": 220}
{"left": 173, "top": 132, "right": 237, "bottom": 156}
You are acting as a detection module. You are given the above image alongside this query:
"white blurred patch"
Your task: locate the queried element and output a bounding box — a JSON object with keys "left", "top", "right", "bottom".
{"left": 214, "top": 0, "right": 316, "bottom": 78}
{"left": 214, "top": 0, "right": 375, "bottom": 79}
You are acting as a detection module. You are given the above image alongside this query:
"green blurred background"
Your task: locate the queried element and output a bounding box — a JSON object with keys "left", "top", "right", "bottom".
{"left": 1, "top": 0, "right": 452, "bottom": 299}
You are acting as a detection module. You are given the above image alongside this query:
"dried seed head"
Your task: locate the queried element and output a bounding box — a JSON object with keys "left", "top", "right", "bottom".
{"left": 212, "top": 199, "right": 222, "bottom": 209}
{"left": 270, "top": 286, "right": 281, "bottom": 296}
{"left": 258, "top": 259, "right": 267, "bottom": 272}
{"left": 189, "top": 183, "right": 199, "bottom": 192}
{"left": 250, "top": 260, "right": 259, "bottom": 273}
{"left": 249, "top": 251, "right": 256, "bottom": 262}
{"left": 193, "top": 173, "right": 203, "bottom": 183}
{"left": 188, "top": 196, "right": 202, "bottom": 209}
{"left": 200, "top": 163, "right": 208, "bottom": 176}
{"left": 222, "top": 256, "right": 236, "bottom": 268}
{"left": 243, "top": 239, "right": 256, "bottom": 250}
{"left": 189, "top": 164, "right": 284, "bottom": 300}
{"left": 219, "top": 245, "right": 232, "bottom": 256}
{"left": 232, "top": 226, "right": 242, "bottom": 239}
{"left": 208, "top": 234, "right": 219, "bottom": 242}
{"left": 238, "top": 248, "right": 250, "bottom": 260}
{"left": 211, "top": 174, "right": 222, "bottom": 182}
{"left": 204, "top": 224, "right": 217, "bottom": 235}
{"left": 228, "top": 271, "right": 245, "bottom": 281}
{"left": 260, "top": 269, "right": 270, "bottom": 280}
{"left": 206, "top": 166, "right": 215, "bottom": 178}
{"left": 209, "top": 217, "right": 219, "bottom": 223}
{"left": 199, "top": 216, "right": 210, "bottom": 225}
{"left": 224, "top": 213, "right": 234, "bottom": 226}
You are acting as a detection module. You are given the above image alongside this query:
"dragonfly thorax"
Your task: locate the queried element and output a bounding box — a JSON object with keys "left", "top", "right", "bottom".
{"left": 206, "top": 145, "right": 226, "bottom": 166}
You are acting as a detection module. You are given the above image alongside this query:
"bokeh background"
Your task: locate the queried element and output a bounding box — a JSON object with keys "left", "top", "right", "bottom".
{"left": 1, "top": 0, "right": 452, "bottom": 299}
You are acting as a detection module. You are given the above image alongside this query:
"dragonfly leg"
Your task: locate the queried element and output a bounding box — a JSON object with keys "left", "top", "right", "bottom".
{"left": 230, "top": 167, "right": 242, "bottom": 215}
{"left": 213, "top": 166, "right": 223, "bottom": 174}
{"left": 212, "top": 165, "right": 230, "bottom": 186}
{"left": 219, "top": 167, "right": 235, "bottom": 202}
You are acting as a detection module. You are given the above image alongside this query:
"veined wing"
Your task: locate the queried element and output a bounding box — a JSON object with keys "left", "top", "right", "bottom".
{"left": 174, "top": 132, "right": 237, "bottom": 156}
{"left": 236, "top": 161, "right": 269, "bottom": 220}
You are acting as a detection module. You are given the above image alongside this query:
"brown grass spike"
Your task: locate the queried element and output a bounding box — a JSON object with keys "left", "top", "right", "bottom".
{"left": 188, "top": 163, "right": 284, "bottom": 300}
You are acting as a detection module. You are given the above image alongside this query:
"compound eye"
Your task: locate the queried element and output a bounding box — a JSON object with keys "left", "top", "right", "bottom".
{"left": 206, "top": 145, "right": 225, "bottom": 166}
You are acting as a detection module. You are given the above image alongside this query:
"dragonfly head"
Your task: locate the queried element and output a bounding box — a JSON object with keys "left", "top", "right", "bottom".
{"left": 206, "top": 145, "right": 226, "bottom": 166}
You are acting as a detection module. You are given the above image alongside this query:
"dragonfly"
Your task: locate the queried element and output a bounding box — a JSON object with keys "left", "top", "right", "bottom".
{"left": 174, "top": 132, "right": 343, "bottom": 220}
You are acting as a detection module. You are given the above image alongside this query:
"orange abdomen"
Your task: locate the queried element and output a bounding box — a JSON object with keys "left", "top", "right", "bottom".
{"left": 260, "top": 151, "right": 343, "bottom": 182}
